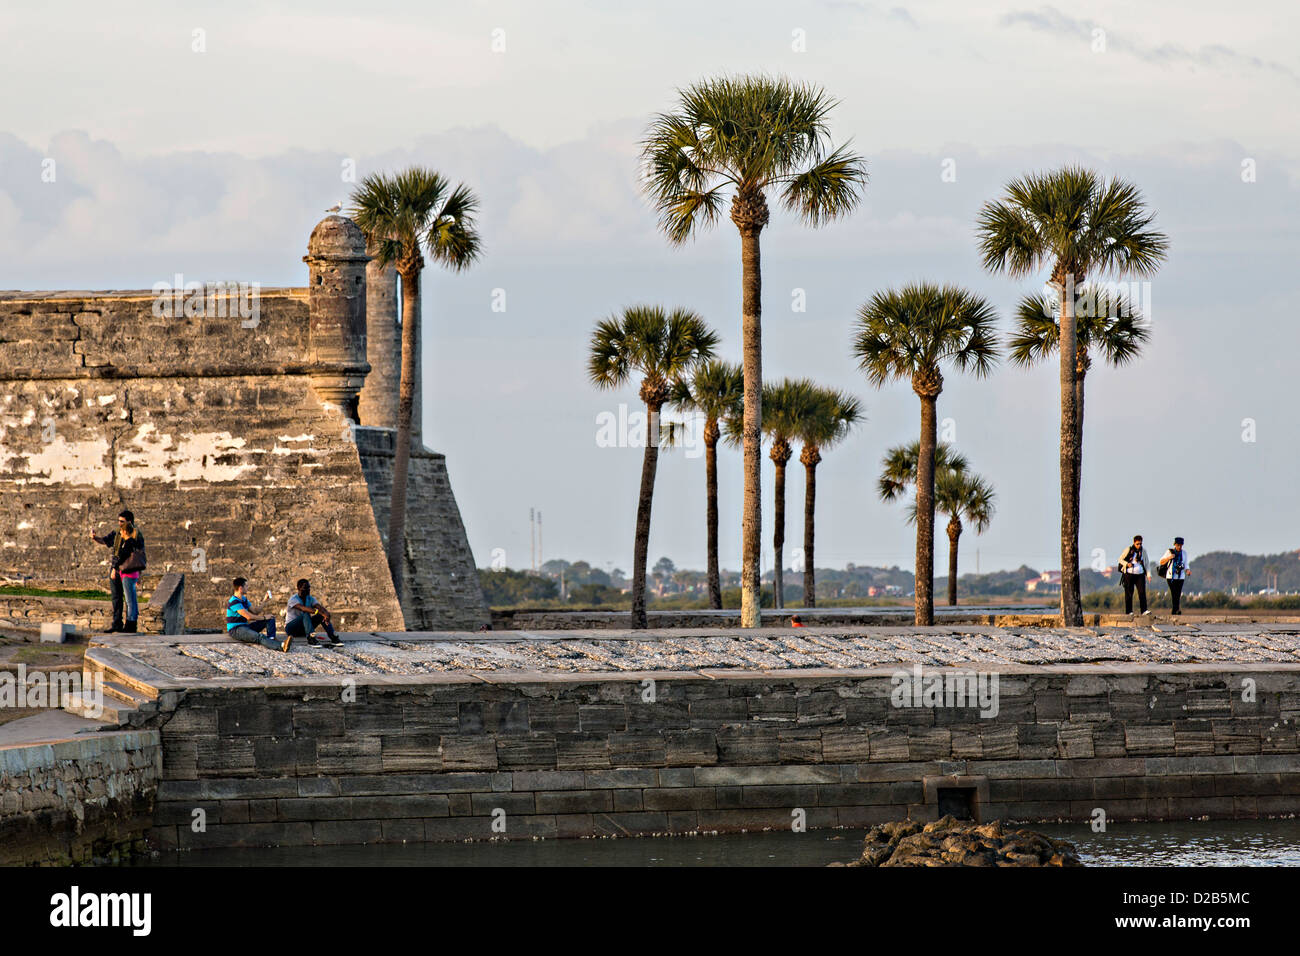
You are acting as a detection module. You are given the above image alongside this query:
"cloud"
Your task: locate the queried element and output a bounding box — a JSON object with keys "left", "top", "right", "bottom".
{"left": 1001, "top": 6, "right": 1299, "bottom": 83}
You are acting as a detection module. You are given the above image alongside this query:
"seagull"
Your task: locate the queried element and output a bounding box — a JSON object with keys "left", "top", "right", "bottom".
{"left": 325, "top": 201, "right": 342, "bottom": 213}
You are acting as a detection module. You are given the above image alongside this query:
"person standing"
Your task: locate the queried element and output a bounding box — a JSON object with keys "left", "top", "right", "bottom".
{"left": 1118, "top": 533, "right": 1150, "bottom": 616}
{"left": 90, "top": 509, "right": 146, "bottom": 633}
{"left": 1159, "top": 537, "right": 1191, "bottom": 615}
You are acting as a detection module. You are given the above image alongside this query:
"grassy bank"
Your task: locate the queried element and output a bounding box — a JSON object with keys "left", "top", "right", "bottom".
{"left": 0, "top": 585, "right": 110, "bottom": 601}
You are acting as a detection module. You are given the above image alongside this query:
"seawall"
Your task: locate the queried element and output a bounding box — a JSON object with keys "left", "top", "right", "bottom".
{"left": 0, "top": 729, "right": 161, "bottom": 865}
{"left": 111, "top": 644, "right": 1299, "bottom": 849}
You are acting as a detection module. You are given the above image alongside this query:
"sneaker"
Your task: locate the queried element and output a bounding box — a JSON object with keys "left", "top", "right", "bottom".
{"left": 280, "top": 632, "right": 293, "bottom": 653}
{"left": 307, "top": 635, "right": 323, "bottom": 647}
{"left": 1141, "top": 609, "right": 1151, "bottom": 616}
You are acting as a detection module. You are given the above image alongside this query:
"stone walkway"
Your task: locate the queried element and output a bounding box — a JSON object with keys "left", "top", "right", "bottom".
{"left": 98, "top": 623, "right": 1300, "bottom": 680}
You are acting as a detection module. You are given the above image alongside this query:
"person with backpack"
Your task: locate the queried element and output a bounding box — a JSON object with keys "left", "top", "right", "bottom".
{"left": 1118, "top": 533, "right": 1150, "bottom": 616}
{"left": 1158, "top": 537, "right": 1191, "bottom": 615}
{"left": 89, "top": 509, "right": 147, "bottom": 633}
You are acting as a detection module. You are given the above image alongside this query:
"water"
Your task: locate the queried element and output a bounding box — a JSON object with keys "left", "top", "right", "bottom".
{"left": 130, "top": 819, "right": 1300, "bottom": 867}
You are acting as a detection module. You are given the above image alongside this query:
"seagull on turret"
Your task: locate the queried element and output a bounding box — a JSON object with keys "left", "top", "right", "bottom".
{"left": 325, "top": 201, "right": 342, "bottom": 214}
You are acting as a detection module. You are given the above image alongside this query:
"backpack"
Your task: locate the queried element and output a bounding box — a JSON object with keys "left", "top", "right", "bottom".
{"left": 1156, "top": 558, "right": 1168, "bottom": 579}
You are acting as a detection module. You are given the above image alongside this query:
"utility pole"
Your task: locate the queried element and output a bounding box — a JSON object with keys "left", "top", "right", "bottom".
{"left": 537, "top": 511, "right": 543, "bottom": 571}
{"left": 529, "top": 508, "right": 535, "bottom": 572}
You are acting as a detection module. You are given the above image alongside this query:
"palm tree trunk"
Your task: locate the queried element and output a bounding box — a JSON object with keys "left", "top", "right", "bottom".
{"left": 803, "top": 457, "right": 817, "bottom": 608}
{"left": 630, "top": 404, "right": 662, "bottom": 629}
{"left": 947, "top": 516, "right": 962, "bottom": 606}
{"left": 1075, "top": 368, "right": 1085, "bottom": 531}
{"left": 916, "top": 394, "right": 938, "bottom": 626}
{"left": 388, "top": 265, "right": 420, "bottom": 605}
{"left": 773, "top": 459, "right": 786, "bottom": 610}
{"left": 1059, "top": 280, "right": 1083, "bottom": 626}
{"left": 705, "top": 429, "right": 722, "bottom": 610}
{"left": 739, "top": 228, "right": 763, "bottom": 628}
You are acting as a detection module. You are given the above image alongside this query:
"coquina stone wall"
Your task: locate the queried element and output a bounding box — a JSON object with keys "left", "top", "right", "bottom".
{"left": 0, "top": 289, "right": 404, "bottom": 632}
{"left": 0, "top": 216, "right": 488, "bottom": 632}
{"left": 0, "top": 594, "right": 163, "bottom": 635}
{"left": 0, "top": 729, "right": 161, "bottom": 865}
{"left": 357, "top": 427, "right": 488, "bottom": 631}
{"left": 145, "top": 666, "right": 1300, "bottom": 849}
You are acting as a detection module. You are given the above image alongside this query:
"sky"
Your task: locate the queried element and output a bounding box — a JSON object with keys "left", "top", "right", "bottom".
{"left": 2, "top": 0, "right": 1298, "bottom": 576}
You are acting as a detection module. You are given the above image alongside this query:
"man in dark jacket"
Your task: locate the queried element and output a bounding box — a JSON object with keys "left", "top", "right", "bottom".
{"left": 89, "top": 509, "right": 146, "bottom": 632}
{"left": 1118, "top": 533, "right": 1150, "bottom": 616}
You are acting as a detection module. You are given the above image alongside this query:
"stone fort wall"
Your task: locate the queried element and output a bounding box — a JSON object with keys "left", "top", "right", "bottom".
{"left": 0, "top": 216, "right": 488, "bottom": 631}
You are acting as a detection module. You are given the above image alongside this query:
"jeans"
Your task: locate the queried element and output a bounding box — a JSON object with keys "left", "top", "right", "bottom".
{"left": 122, "top": 575, "right": 139, "bottom": 621}
{"left": 229, "top": 618, "right": 281, "bottom": 650}
{"left": 1122, "top": 573, "right": 1148, "bottom": 613}
{"left": 287, "top": 613, "right": 335, "bottom": 640}
{"left": 110, "top": 575, "right": 124, "bottom": 628}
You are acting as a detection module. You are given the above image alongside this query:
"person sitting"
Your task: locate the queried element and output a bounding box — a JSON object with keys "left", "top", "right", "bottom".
{"left": 790, "top": 614, "right": 805, "bottom": 628}
{"left": 286, "top": 578, "right": 340, "bottom": 647}
{"left": 226, "top": 577, "right": 291, "bottom": 652}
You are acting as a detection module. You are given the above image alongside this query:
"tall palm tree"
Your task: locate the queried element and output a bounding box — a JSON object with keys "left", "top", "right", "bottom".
{"left": 670, "top": 360, "right": 744, "bottom": 609}
{"left": 1011, "top": 289, "right": 1148, "bottom": 512}
{"left": 350, "top": 168, "right": 481, "bottom": 599}
{"left": 853, "top": 283, "right": 999, "bottom": 625}
{"left": 589, "top": 306, "right": 718, "bottom": 628}
{"left": 641, "top": 75, "right": 867, "bottom": 628}
{"left": 934, "top": 469, "right": 996, "bottom": 606}
{"left": 977, "top": 167, "right": 1167, "bottom": 625}
{"left": 794, "top": 387, "right": 862, "bottom": 608}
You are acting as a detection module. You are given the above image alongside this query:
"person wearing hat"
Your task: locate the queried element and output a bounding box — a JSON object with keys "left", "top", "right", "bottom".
{"left": 1158, "top": 538, "right": 1191, "bottom": 615}
{"left": 1118, "top": 534, "right": 1150, "bottom": 615}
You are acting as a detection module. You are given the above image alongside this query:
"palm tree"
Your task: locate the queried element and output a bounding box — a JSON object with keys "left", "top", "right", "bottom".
{"left": 878, "top": 443, "right": 993, "bottom": 605}
{"left": 350, "top": 168, "right": 481, "bottom": 600}
{"left": 879, "top": 445, "right": 995, "bottom": 606}
{"left": 589, "top": 306, "right": 718, "bottom": 628}
{"left": 794, "top": 387, "right": 862, "bottom": 608}
{"left": 642, "top": 75, "right": 867, "bottom": 627}
{"left": 977, "top": 167, "right": 1167, "bottom": 625}
{"left": 878, "top": 441, "right": 970, "bottom": 502}
{"left": 670, "top": 360, "right": 743, "bottom": 609}
{"left": 760, "top": 379, "right": 825, "bottom": 609}
{"left": 853, "top": 283, "right": 999, "bottom": 625}
{"left": 1011, "top": 288, "right": 1148, "bottom": 514}
{"left": 934, "top": 469, "right": 996, "bottom": 606}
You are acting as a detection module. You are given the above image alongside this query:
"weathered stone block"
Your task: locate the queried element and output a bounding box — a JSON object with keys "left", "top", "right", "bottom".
{"left": 642, "top": 787, "right": 716, "bottom": 811}
{"left": 534, "top": 790, "right": 614, "bottom": 814}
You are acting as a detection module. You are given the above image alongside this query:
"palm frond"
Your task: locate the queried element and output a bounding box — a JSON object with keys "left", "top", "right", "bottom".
{"left": 349, "top": 166, "right": 482, "bottom": 273}
{"left": 852, "top": 282, "right": 1001, "bottom": 387}
{"left": 640, "top": 73, "right": 866, "bottom": 240}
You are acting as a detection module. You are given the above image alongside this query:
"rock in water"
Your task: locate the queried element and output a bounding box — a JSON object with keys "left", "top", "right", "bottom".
{"left": 840, "top": 816, "right": 1082, "bottom": 867}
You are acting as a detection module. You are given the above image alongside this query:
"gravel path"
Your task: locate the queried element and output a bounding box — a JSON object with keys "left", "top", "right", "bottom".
{"left": 115, "top": 625, "right": 1300, "bottom": 680}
